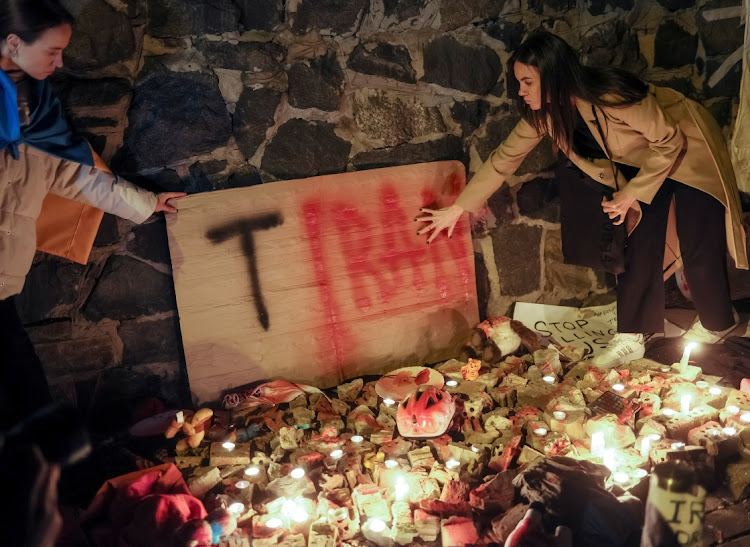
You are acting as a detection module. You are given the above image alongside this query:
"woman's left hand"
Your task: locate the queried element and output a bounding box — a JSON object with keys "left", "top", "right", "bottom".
{"left": 155, "top": 192, "right": 187, "bottom": 214}
{"left": 601, "top": 191, "right": 636, "bottom": 225}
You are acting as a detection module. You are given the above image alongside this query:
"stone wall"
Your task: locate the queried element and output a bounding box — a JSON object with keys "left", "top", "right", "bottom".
{"left": 23, "top": 0, "right": 745, "bottom": 413}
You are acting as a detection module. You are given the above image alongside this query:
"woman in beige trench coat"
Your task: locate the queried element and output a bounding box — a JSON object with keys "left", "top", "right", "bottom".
{"left": 417, "top": 31, "right": 748, "bottom": 369}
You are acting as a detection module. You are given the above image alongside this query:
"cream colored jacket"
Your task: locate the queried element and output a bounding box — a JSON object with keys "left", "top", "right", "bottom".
{"left": 0, "top": 143, "right": 157, "bottom": 299}
{"left": 456, "top": 84, "right": 748, "bottom": 270}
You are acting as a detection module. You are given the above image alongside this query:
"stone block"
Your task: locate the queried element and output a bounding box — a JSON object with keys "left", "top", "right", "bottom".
{"left": 351, "top": 136, "right": 463, "bottom": 171}
{"left": 490, "top": 223, "right": 542, "bottom": 296}
{"left": 148, "top": 0, "right": 239, "bottom": 37}
{"left": 290, "top": 0, "right": 369, "bottom": 36}
{"left": 348, "top": 42, "right": 416, "bottom": 83}
{"left": 422, "top": 36, "right": 501, "bottom": 95}
{"left": 654, "top": 20, "right": 698, "bottom": 69}
{"left": 234, "top": 87, "right": 282, "bottom": 160}
{"left": 288, "top": 52, "right": 344, "bottom": 111}
{"left": 16, "top": 259, "right": 86, "bottom": 323}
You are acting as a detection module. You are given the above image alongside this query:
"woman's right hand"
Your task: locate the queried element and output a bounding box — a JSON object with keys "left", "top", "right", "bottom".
{"left": 415, "top": 203, "right": 464, "bottom": 243}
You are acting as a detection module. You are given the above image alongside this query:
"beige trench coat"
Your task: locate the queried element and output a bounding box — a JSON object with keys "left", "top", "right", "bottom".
{"left": 456, "top": 84, "right": 748, "bottom": 272}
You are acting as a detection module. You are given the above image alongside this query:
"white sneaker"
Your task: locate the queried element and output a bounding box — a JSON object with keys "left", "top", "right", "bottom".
{"left": 683, "top": 311, "right": 739, "bottom": 344}
{"left": 591, "top": 333, "right": 646, "bottom": 369}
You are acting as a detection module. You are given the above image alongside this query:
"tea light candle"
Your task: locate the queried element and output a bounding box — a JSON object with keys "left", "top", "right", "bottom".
{"left": 543, "top": 376, "right": 556, "bottom": 384}
{"left": 640, "top": 437, "right": 652, "bottom": 458}
{"left": 661, "top": 366, "right": 671, "bottom": 373}
{"left": 679, "top": 342, "right": 697, "bottom": 372}
{"left": 383, "top": 398, "right": 395, "bottom": 406}
{"left": 351, "top": 435, "right": 364, "bottom": 443}
{"left": 709, "top": 387, "right": 722, "bottom": 396}
{"left": 385, "top": 459, "right": 399, "bottom": 469}
{"left": 292, "top": 507, "right": 309, "bottom": 523}
{"left": 446, "top": 380, "right": 458, "bottom": 387}
{"left": 591, "top": 432, "right": 605, "bottom": 456}
{"left": 534, "top": 427, "right": 548, "bottom": 436}
{"left": 696, "top": 381, "right": 708, "bottom": 389}
{"left": 680, "top": 394, "right": 691, "bottom": 414}
{"left": 671, "top": 442, "right": 686, "bottom": 451}
{"left": 267, "top": 517, "right": 283, "bottom": 528}
{"left": 662, "top": 408, "right": 676, "bottom": 417}
{"left": 445, "top": 459, "right": 460, "bottom": 469}
{"left": 291, "top": 467, "right": 306, "bottom": 479}
{"left": 723, "top": 427, "right": 737, "bottom": 436}
{"left": 228, "top": 502, "right": 245, "bottom": 515}
{"left": 368, "top": 518, "right": 387, "bottom": 533}
{"left": 235, "top": 480, "right": 250, "bottom": 489}
{"left": 613, "top": 472, "right": 629, "bottom": 483}
{"left": 612, "top": 383, "right": 625, "bottom": 392}
{"left": 330, "top": 449, "right": 343, "bottom": 459}
{"left": 245, "top": 466, "right": 260, "bottom": 476}
{"left": 740, "top": 413, "right": 750, "bottom": 424}
{"left": 471, "top": 445, "right": 480, "bottom": 453}
{"left": 552, "top": 411, "right": 567, "bottom": 421}
{"left": 727, "top": 405, "right": 741, "bottom": 415}
{"left": 222, "top": 441, "right": 235, "bottom": 451}
{"left": 633, "top": 468, "right": 648, "bottom": 479}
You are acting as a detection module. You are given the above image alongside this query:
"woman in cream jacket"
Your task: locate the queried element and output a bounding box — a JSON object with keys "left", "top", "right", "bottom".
{"left": 418, "top": 31, "right": 747, "bottom": 369}
{"left": 0, "top": 0, "right": 184, "bottom": 427}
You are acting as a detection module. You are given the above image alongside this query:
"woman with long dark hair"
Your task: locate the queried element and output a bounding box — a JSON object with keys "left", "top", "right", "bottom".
{"left": 0, "top": 0, "right": 185, "bottom": 427}
{"left": 417, "top": 31, "right": 747, "bottom": 369}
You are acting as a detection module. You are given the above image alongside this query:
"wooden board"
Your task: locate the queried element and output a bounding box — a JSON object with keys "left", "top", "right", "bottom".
{"left": 166, "top": 161, "right": 478, "bottom": 403}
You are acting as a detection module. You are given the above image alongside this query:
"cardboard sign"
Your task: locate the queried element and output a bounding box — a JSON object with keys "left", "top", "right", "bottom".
{"left": 513, "top": 301, "right": 618, "bottom": 356}
{"left": 166, "top": 161, "right": 478, "bottom": 403}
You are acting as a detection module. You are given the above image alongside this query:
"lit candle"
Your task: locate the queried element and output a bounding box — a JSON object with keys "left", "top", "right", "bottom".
{"left": 471, "top": 445, "right": 480, "bottom": 453}
{"left": 613, "top": 472, "right": 629, "bottom": 483}
{"left": 292, "top": 507, "right": 309, "bottom": 523}
{"left": 383, "top": 398, "right": 395, "bottom": 406}
{"left": 612, "top": 383, "right": 625, "bottom": 392}
{"left": 368, "top": 518, "right": 387, "bottom": 533}
{"left": 661, "top": 366, "right": 671, "bottom": 373}
{"left": 633, "top": 468, "right": 648, "bottom": 479}
{"left": 534, "top": 427, "right": 548, "bottom": 436}
{"left": 671, "top": 442, "right": 685, "bottom": 451}
{"left": 709, "top": 387, "right": 722, "bottom": 396}
{"left": 591, "top": 432, "right": 605, "bottom": 456}
{"left": 662, "top": 408, "right": 676, "bottom": 417}
{"left": 330, "top": 449, "right": 343, "bottom": 459}
{"left": 445, "top": 459, "right": 460, "bottom": 469}
{"left": 395, "top": 476, "right": 409, "bottom": 500}
{"left": 640, "top": 437, "right": 652, "bottom": 458}
{"left": 267, "top": 517, "right": 283, "bottom": 528}
{"left": 602, "top": 449, "right": 617, "bottom": 471}
{"left": 290, "top": 467, "right": 306, "bottom": 479}
{"left": 741, "top": 413, "right": 750, "bottom": 424}
{"left": 351, "top": 435, "right": 364, "bottom": 443}
{"left": 228, "top": 502, "right": 245, "bottom": 515}
{"left": 680, "top": 394, "right": 691, "bottom": 414}
{"left": 222, "top": 441, "right": 235, "bottom": 451}
{"left": 727, "top": 405, "right": 741, "bottom": 415}
{"left": 446, "top": 380, "right": 458, "bottom": 387}
{"left": 245, "top": 466, "right": 260, "bottom": 476}
{"left": 543, "top": 376, "right": 556, "bottom": 384}
{"left": 385, "top": 459, "right": 399, "bottom": 469}
{"left": 235, "top": 480, "right": 250, "bottom": 489}
{"left": 696, "top": 381, "right": 708, "bottom": 389}
{"left": 723, "top": 427, "right": 737, "bottom": 436}
{"left": 552, "top": 411, "right": 567, "bottom": 421}
{"left": 679, "top": 342, "right": 697, "bottom": 372}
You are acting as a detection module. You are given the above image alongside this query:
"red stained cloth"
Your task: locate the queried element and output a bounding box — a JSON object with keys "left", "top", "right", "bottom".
{"left": 81, "top": 463, "right": 206, "bottom": 547}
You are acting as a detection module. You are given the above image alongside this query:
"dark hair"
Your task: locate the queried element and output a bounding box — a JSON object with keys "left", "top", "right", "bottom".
{"left": 509, "top": 31, "right": 649, "bottom": 154}
{"left": 0, "top": 0, "right": 73, "bottom": 46}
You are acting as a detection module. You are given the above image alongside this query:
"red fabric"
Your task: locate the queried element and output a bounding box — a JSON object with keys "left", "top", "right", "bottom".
{"left": 82, "top": 463, "right": 206, "bottom": 547}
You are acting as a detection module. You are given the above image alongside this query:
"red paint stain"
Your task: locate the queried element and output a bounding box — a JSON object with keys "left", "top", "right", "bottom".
{"left": 301, "top": 200, "right": 349, "bottom": 366}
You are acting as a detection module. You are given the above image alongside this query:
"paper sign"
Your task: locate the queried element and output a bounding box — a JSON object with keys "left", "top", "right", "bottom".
{"left": 166, "top": 161, "right": 478, "bottom": 403}
{"left": 513, "top": 301, "right": 618, "bottom": 355}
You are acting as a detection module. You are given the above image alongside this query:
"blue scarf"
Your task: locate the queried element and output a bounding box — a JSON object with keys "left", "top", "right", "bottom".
{"left": 0, "top": 68, "right": 93, "bottom": 166}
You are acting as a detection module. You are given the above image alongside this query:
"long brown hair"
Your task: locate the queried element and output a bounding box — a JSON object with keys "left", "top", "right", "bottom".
{"left": 509, "top": 31, "right": 649, "bottom": 154}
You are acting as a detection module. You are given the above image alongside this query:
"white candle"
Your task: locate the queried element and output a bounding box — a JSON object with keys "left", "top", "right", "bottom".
{"left": 633, "top": 468, "right": 648, "bottom": 479}
{"left": 740, "top": 413, "right": 750, "bottom": 423}
{"left": 222, "top": 441, "right": 235, "bottom": 451}
{"left": 680, "top": 394, "right": 691, "bottom": 414}
{"left": 351, "top": 435, "right": 364, "bottom": 443}
{"left": 290, "top": 467, "right": 306, "bottom": 479}
{"left": 175, "top": 410, "right": 184, "bottom": 423}
{"left": 228, "top": 502, "right": 245, "bottom": 515}
{"left": 385, "top": 459, "right": 399, "bottom": 469}
{"left": 662, "top": 408, "right": 676, "bottom": 417}
{"left": 543, "top": 376, "right": 556, "bottom": 384}
{"left": 245, "top": 466, "right": 260, "bottom": 476}
{"left": 292, "top": 507, "right": 309, "bottom": 523}
{"left": 330, "top": 449, "right": 343, "bottom": 459}
{"left": 727, "top": 405, "right": 741, "bottom": 415}
{"left": 534, "top": 427, "right": 548, "bottom": 436}
{"left": 709, "top": 387, "right": 722, "bottom": 396}
{"left": 553, "top": 411, "right": 567, "bottom": 421}
{"left": 395, "top": 476, "right": 409, "bottom": 500}
{"left": 445, "top": 459, "right": 460, "bottom": 469}
{"left": 723, "top": 427, "right": 737, "bottom": 436}
{"left": 267, "top": 517, "right": 283, "bottom": 528}
{"left": 445, "top": 380, "right": 458, "bottom": 387}
{"left": 235, "top": 480, "right": 249, "bottom": 489}
{"left": 679, "top": 342, "right": 697, "bottom": 372}
{"left": 613, "top": 472, "right": 629, "bottom": 483}
{"left": 383, "top": 398, "right": 395, "bottom": 406}
{"left": 640, "top": 437, "right": 652, "bottom": 458}
{"left": 591, "top": 432, "right": 605, "bottom": 456}
{"left": 368, "top": 518, "right": 387, "bottom": 533}
{"left": 612, "top": 383, "right": 625, "bottom": 392}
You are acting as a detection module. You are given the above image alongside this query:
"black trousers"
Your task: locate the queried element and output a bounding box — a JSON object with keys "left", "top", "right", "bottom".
{"left": 616, "top": 178, "right": 734, "bottom": 334}
{"left": 0, "top": 297, "right": 52, "bottom": 429}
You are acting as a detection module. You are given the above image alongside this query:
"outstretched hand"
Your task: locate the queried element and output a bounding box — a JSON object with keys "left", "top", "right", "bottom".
{"left": 415, "top": 204, "right": 464, "bottom": 243}
{"left": 601, "top": 191, "right": 636, "bottom": 226}
{"left": 155, "top": 192, "right": 187, "bottom": 214}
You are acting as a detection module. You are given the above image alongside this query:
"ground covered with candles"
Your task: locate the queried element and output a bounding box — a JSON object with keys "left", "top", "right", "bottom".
{"left": 64, "top": 318, "right": 750, "bottom": 546}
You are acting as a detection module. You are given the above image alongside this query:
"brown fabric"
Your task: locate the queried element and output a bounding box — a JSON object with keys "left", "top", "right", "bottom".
{"left": 34, "top": 150, "right": 109, "bottom": 265}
